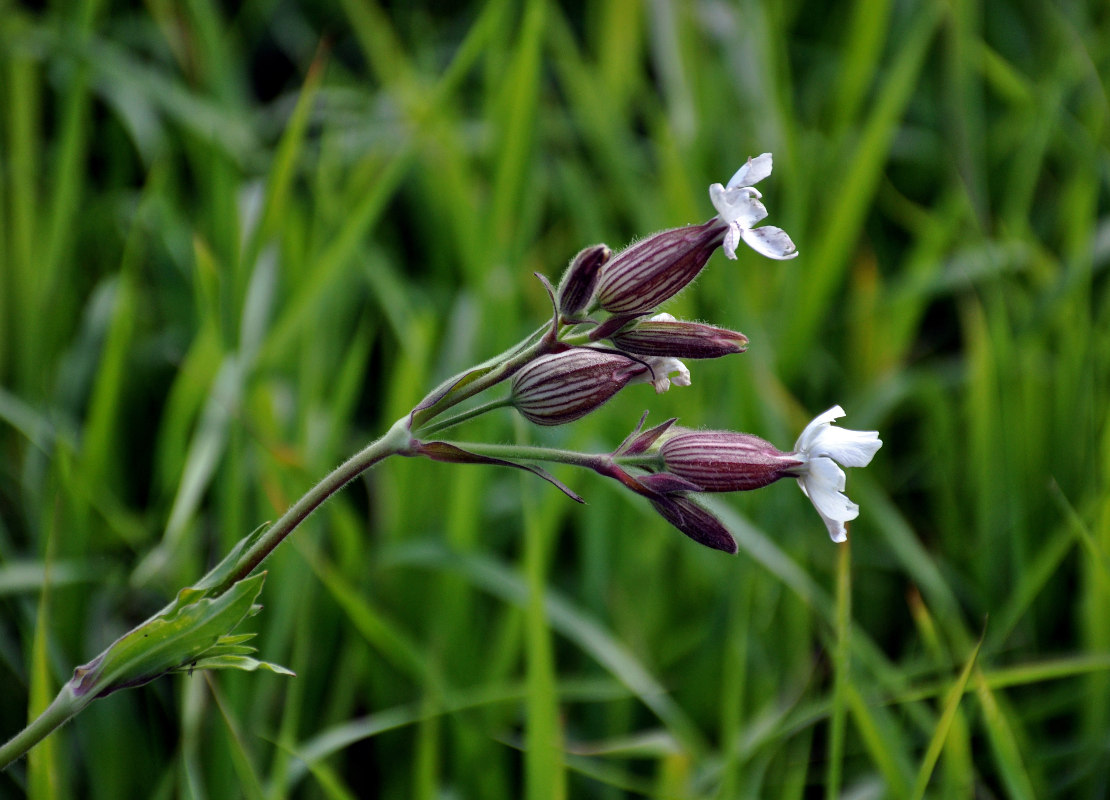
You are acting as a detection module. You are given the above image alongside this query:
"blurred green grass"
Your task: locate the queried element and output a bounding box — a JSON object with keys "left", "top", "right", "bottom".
{"left": 1, "top": 0, "right": 1109, "bottom": 797}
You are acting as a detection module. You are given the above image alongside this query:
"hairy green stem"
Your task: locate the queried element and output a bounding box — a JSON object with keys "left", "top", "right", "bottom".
{"left": 1, "top": 417, "right": 415, "bottom": 770}
{"left": 0, "top": 685, "right": 89, "bottom": 771}
{"left": 206, "top": 416, "right": 414, "bottom": 598}
{"left": 417, "top": 397, "right": 515, "bottom": 437}
{"left": 430, "top": 439, "right": 661, "bottom": 471}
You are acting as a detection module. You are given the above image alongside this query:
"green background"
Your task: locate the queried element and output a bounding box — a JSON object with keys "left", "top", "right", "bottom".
{"left": 1, "top": 0, "right": 1108, "bottom": 796}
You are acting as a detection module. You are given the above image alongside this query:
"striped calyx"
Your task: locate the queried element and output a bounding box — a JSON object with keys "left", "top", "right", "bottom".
{"left": 595, "top": 220, "right": 726, "bottom": 314}
{"left": 610, "top": 313, "right": 748, "bottom": 358}
{"left": 659, "top": 429, "right": 801, "bottom": 492}
{"left": 556, "top": 244, "right": 610, "bottom": 317}
{"left": 511, "top": 349, "right": 646, "bottom": 426}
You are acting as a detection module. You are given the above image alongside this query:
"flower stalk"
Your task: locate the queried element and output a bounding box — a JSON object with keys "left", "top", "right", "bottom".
{"left": 0, "top": 686, "right": 88, "bottom": 771}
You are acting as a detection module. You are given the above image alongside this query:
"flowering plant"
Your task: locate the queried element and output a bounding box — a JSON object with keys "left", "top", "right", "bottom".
{"left": 0, "top": 153, "right": 880, "bottom": 768}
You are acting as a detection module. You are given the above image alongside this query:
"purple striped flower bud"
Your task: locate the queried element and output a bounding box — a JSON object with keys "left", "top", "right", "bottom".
{"left": 649, "top": 494, "right": 737, "bottom": 553}
{"left": 660, "top": 429, "right": 802, "bottom": 491}
{"left": 609, "top": 313, "right": 749, "bottom": 358}
{"left": 556, "top": 244, "right": 610, "bottom": 317}
{"left": 595, "top": 220, "right": 726, "bottom": 313}
{"left": 511, "top": 349, "right": 647, "bottom": 426}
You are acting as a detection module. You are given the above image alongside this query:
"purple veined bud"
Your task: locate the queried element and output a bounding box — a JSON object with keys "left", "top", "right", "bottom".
{"left": 659, "top": 429, "right": 802, "bottom": 491}
{"left": 556, "top": 244, "right": 611, "bottom": 317}
{"left": 594, "top": 220, "right": 727, "bottom": 314}
{"left": 609, "top": 313, "right": 749, "bottom": 358}
{"left": 648, "top": 494, "right": 737, "bottom": 553}
{"left": 511, "top": 349, "right": 647, "bottom": 426}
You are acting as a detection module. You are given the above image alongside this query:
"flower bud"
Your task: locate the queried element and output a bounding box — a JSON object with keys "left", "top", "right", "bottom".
{"left": 556, "top": 244, "right": 610, "bottom": 317}
{"left": 610, "top": 313, "right": 749, "bottom": 358}
{"left": 595, "top": 220, "right": 726, "bottom": 313}
{"left": 511, "top": 349, "right": 646, "bottom": 426}
{"left": 660, "top": 429, "right": 801, "bottom": 491}
{"left": 649, "top": 494, "right": 737, "bottom": 553}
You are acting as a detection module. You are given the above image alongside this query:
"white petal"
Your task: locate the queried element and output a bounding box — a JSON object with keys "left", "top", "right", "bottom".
{"left": 803, "top": 456, "right": 848, "bottom": 499}
{"left": 668, "top": 361, "right": 692, "bottom": 387}
{"left": 797, "top": 457, "right": 859, "bottom": 542}
{"left": 735, "top": 195, "right": 769, "bottom": 228}
{"left": 708, "top": 182, "right": 725, "bottom": 206}
{"left": 793, "top": 405, "right": 881, "bottom": 467}
{"left": 708, "top": 182, "right": 730, "bottom": 218}
{"left": 632, "top": 357, "right": 691, "bottom": 394}
{"left": 649, "top": 312, "right": 677, "bottom": 323}
{"left": 711, "top": 186, "right": 768, "bottom": 227}
{"left": 722, "top": 222, "right": 742, "bottom": 260}
{"left": 820, "top": 511, "right": 849, "bottom": 543}
{"left": 794, "top": 485, "right": 850, "bottom": 542}
{"left": 726, "top": 153, "right": 773, "bottom": 189}
{"left": 815, "top": 427, "right": 882, "bottom": 467}
{"left": 794, "top": 405, "right": 845, "bottom": 452}
{"left": 652, "top": 357, "right": 691, "bottom": 390}
{"left": 739, "top": 226, "right": 799, "bottom": 260}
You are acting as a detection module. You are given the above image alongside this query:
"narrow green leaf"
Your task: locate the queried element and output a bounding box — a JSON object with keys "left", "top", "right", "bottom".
{"left": 974, "top": 667, "right": 1038, "bottom": 800}
{"left": 844, "top": 682, "right": 914, "bottom": 798}
{"left": 27, "top": 529, "right": 63, "bottom": 799}
{"left": 785, "top": 1, "right": 945, "bottom": 372}
{"left": 0, "top": 561, "right": 98, "bottom": 595}
{"left": 182, "top": 656, "right": 294, "bottom": 676}
{"left": 208, "top": 675, "right": 267, "bottom": 800}
{"left": 909, "top": 638, "right": 982, "bottom": 800}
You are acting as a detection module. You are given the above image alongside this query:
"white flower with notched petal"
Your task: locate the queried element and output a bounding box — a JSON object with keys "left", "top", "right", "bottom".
{"left": 709, "top": 153, "right": 799, "bottom": 261}
{"left": 630, "top": 356, "right": 691, "bottom": 394}
{"left": 790, "top": 405, "right": 882, "bottom": 542}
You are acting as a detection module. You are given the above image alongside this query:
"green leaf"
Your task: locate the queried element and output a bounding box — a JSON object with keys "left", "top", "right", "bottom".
{"left": 193, "top": 644, "right": 258, "bottom": 658}
{"left": 187, "top": 521, "right": 272, "bottom": 597}
{"left": 68, "top": 572, "right": 269, "bottom": 699}
{"left": 909, "top": 637, "right": 982, "bottom": 800}
{"left": 178, "top": 655, "right": 295, "bottom": 677}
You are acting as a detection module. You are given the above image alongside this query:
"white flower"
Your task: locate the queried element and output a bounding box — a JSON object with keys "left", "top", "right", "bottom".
{"left": 631, "top": 356, "right": 691, "bottom": 393}
{"left": 791, "top": 405, "right": 882, "bottom": 542}
{"left": 709, "top": 153, "right": 799, "bottom": 261}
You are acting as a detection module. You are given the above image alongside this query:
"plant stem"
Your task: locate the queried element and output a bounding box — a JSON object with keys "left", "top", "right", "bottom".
{"left": 0, "top": 417, "right": 414, "bottom": 770}
{"left": 0, "top": 685, "right": 89, "bottom": 771}
{"left": 429, "top": 439, "right": 662, "bottom": 471}
{"left": 417, "top": 397, "right": 515, "bottom": 437}
{"left": 207, "top": 416, "right": 414, "bottom": 597}
{"left": 431, "top": 440, "right": 601, "bottom": 469}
